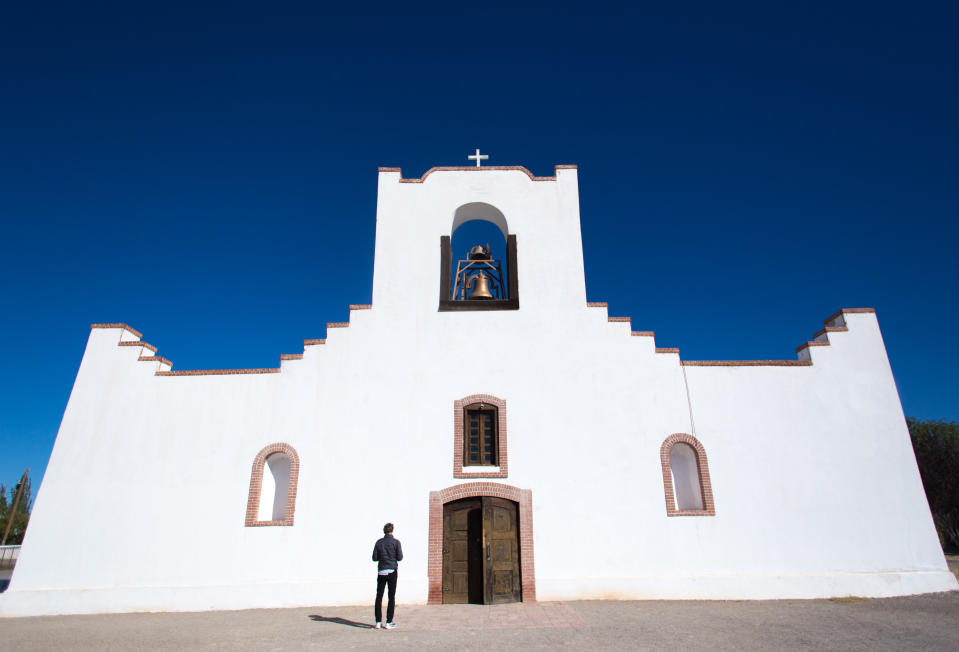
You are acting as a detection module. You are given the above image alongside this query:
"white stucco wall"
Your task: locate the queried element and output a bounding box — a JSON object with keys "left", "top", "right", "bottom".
{"left": 2, "top": 166, "right": 954, "bottom": 616}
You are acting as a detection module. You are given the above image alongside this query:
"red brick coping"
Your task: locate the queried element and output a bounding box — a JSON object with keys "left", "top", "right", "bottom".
{"left": 584, "top": 306, "right": 875, "bottom": 367}
{"left": 93, "top": 307, "right": 876, "bottom": 374}
{"left": 118, "top": 340, "right": 157, "bottom": 353}
{"left": 824, "top": 307, "right": 875, "bottom": 322}
{"left": 682, "top": 360, "right": 812, "bottom": 367}
{"left": 660, "top": 433, "right": 716, "bottom": 517}
{"left": 453, "top": 394, "right": 509, "bottom": 479}
{"left": 138, "top": 355, "right": 173, "bottom": 366}
{"left": 427, "top": 483, "right": 535, "bottom": 604}
{"left": 91, "top": 302, "right": 372, "bottom": 376}
{"left": 91, "top": 323, "right": 142, "bottom": 338}
{"left": 157, "top": 368, "right": 279, "bottom": 376}
{"left": 381, "top": 165, "right": 576, "bottom": 183}
{"left": 796, "top": 326, "right": 850, "bottom": 355}
{"left": 245, "top": 443, "right": 300, "bottom": 527}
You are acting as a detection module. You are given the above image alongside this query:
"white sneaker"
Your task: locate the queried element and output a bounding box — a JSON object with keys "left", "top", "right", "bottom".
{"left": 385, "top": 622, "right": 396, "bottom": 629}
{"left": 375, "top": 622, "right": 382, "bottom": 629}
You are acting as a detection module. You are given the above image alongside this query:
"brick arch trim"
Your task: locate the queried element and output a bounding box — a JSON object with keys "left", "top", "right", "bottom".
{"left": 454, "top": 394, "right": 509, "bottom": 478}
{"left": 660, "top": 433, "right": 716, "bottom": 517}
{"left": 245, "top": 443, "right": 300, "bottom": 527}
{"left": 428, "top": 482, "right": 535, "bottom": 604}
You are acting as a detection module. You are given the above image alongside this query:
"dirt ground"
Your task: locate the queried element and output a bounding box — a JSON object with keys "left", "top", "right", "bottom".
{"left": 1, "top": 591, "right": 958, "bottom": 651}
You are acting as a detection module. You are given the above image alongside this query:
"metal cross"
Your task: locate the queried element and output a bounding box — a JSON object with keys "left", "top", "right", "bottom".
{"left": 467, "top": 148, "right": 489, "bottom": 167}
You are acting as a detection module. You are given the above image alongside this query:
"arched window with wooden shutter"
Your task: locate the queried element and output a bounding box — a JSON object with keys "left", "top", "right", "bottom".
{"left": 453, "top": 394, "right": 508, "bottom": 478}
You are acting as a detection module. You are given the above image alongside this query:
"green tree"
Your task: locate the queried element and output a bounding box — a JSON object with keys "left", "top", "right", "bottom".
{"left": 908, "top": 418, "right": 959, "bottom": 552}
{"left": 0, "top": 474, "right": 32, "bottom": 546}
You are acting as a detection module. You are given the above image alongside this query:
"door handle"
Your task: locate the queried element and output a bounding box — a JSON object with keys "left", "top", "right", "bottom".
{"left": 486, "top": 542, "right": 491, "bottom": 562}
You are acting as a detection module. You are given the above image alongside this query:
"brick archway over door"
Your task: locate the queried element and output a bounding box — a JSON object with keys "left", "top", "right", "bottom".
{"left": 428, "top": 482, "right": 535, "bottom": 604}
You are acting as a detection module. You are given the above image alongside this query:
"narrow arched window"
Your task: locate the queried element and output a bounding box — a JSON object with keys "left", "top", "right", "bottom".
{"left": 669, "top": 444, "right": 703, "bottom": 510}
{"left": 259, "top": 452, "right": 291, "bottom": 521}
{"left": 246, "top": 443, "right": 300, "bottom": 526}
{"left": 660, "top": 434, "right": 715, "bottom": 516}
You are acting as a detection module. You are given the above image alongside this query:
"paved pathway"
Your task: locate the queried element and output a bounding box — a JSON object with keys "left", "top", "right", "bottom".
{"left": 1, "top": 592, "right": 957, "bottom": 651}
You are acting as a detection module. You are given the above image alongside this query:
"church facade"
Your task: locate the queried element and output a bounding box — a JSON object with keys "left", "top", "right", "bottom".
{"left": 2, "top": 163, "right": 955, "bottom": 616}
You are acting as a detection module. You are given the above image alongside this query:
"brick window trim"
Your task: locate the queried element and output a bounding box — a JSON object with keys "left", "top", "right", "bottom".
{"left": 427, "top": 482, "right": 535, "bottom": 604}
{"left": 660, "top": 433, "right": 716, "bottom": 517}
{"left": 245, "top": 443, "right": 300, "bottom": 527}
{"left": 453, "top": 394, "right": 508, "bottom": 478}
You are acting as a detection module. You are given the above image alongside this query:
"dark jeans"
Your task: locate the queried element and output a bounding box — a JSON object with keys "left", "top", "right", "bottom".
{"left": 375, "top": 570, "right": 397, "bottom": 623}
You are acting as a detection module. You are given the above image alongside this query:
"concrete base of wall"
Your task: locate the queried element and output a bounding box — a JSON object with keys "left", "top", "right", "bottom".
{"left": 536, "top": 571, "right": 959, "bottom": 601}
{"left": 0, "top": 576, "right": 428, "bottom": 617}
{"left": 1, "top": 571, "right": 955, "bottom": 617}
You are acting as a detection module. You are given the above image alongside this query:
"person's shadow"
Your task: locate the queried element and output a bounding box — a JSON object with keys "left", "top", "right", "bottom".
{"left": 309, "top": 615, "right": 374, "bottom": 629}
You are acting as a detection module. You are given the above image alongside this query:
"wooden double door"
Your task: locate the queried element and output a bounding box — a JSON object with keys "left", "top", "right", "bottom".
{"left": 442, "top": 497, "right": 521, "bottom": 604}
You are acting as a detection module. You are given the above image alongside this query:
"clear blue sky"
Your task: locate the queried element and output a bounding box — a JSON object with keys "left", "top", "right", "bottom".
{"left": 2, "top": 1, "right": 957, "bottom": 490}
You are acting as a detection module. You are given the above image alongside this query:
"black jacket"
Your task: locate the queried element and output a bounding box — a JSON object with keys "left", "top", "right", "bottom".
{"left": 372, "top": 534, "right": 403, "bottom": 571}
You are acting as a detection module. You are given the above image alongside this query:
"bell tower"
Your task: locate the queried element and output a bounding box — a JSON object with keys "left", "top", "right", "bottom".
{"left": 370, "top": 161, "right": 585, "bottom": 315}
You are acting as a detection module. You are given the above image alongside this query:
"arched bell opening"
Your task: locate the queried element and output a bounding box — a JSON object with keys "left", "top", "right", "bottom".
{"left": 452, "top": 202, "right": 509, "bottom": 238}
{"left": 451, "top": 219, "right": 508, "bottom": 301}
{"left": 439, "top": 202, "right": 519, "bottom": 311}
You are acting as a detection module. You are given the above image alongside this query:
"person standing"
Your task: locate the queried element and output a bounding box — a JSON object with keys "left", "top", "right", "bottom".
{"left": 372, "top": 522, "right": 403, "bottom": 629}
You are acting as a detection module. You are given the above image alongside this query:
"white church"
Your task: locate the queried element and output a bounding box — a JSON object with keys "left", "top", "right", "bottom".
{"left": 2, "top": 157, "right": 956, "bottom": 617}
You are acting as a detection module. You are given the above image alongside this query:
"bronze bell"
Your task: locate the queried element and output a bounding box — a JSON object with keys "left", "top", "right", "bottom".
{"left": 469, "top": 244, "right": 492, "bottom": 260}
{"left": 467, "top": 271, "right": 494, "bottom": 299}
